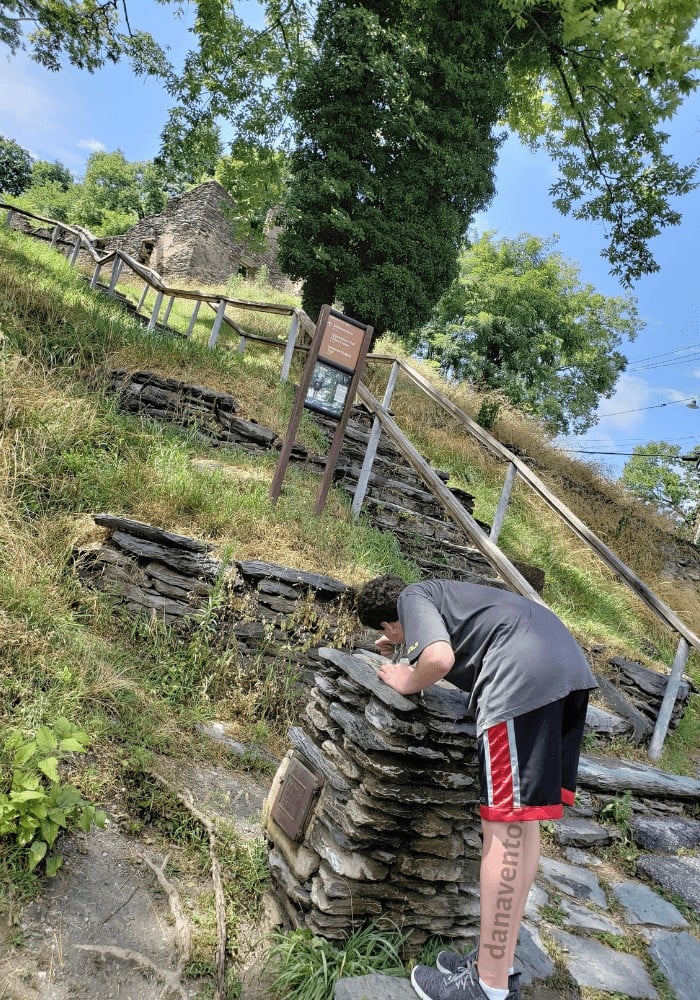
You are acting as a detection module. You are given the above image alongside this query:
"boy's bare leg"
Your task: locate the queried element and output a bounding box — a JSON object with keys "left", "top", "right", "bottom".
{"left": 477, "top": 820, "right": 541, "bottom": 989}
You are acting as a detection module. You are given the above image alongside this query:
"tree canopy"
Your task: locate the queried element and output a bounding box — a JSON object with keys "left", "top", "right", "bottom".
{"left": 3, "top": 1, "right": 699, "bottom": 320}
{"left": 0, "top": 135, "right": 33, "bottom": 196}
{"left": 622, "top": 441, "right": 700, "bottom": 535}
{"left": 0, "top": 1, "right": 167, "bottom": 74}
{"left": 411, "top": 231, "right": 641, "bottom": 435}
{"left": 277, "top": 0, "right": 511, "bottom": 333}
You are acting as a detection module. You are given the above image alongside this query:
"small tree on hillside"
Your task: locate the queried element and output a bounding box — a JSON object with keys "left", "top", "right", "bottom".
{"left": 412, "top": 231, "right": 642, "bottom": 435}
{"left": 0, "top": 135, "right": 32, "bottom": 196}
{"left": 622, "top": 441, "right": 700, "bottom": 537}
{"left": 74, "top": 151, "right": 169, "bottom": 235}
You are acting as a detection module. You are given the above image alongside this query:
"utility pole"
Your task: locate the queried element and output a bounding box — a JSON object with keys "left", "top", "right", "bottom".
{"left": 681, "top": 448, "right": 700, "bottom": 544}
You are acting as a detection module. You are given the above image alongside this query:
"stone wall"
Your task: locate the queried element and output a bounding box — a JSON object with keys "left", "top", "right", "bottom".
{"left": 103, "top": 369, "right": 510, "bottom": 587}
{"left": 94, "top": 181, "right": 296, "bottom": 291}
{"left": 75, "top": 516, "right": 356, "bottom": 688}
{"left": 262, "top": 647, "right": 482, "bottom": 952}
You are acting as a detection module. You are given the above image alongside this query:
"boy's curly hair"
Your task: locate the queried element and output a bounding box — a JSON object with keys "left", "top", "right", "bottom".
{"left": 355, "top": 574, "right": 407, "bottom": 630}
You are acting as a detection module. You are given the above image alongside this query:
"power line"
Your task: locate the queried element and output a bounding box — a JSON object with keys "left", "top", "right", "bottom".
{"left": 628, "top": 354, "right": 700, "bottom": 372}
{"left": 626, "top": 340, "right": 700, "bottom": 366}
{"left": 596, "top": 395, "right": 698, "bottom": 418}
{"left": 561, "top": 448, "right": 689, "bottom": 457}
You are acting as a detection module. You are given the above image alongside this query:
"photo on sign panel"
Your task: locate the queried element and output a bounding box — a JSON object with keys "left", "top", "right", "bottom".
{"left": 304, "top": 361, "right": 352, "bottom": 420}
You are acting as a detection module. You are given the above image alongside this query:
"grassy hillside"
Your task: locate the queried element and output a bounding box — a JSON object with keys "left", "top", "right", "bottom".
{"left": 1, "top": 227, "right": 698, "bottom": 982}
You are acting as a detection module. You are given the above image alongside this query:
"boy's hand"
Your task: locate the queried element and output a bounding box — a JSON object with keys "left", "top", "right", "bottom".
{"left": 378, "top": 661, "right": 417, "bottom": 695}
{"left": 374, "top": 634, "right": 396, "bottom": 657}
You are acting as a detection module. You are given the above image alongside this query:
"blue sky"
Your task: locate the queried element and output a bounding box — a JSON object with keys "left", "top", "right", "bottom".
{"left": 1, "top": 2, "right": 699, "bottom": 478}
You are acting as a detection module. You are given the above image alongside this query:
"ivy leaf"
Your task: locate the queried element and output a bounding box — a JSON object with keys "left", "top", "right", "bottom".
{"left": 58, "top": 737, "right": 87, "bottom": 753}
{"left": 13, "top": 742, "right": 36, "bottom": 767}
{"left": 41, "top": 819, "right": 60, "bottom": 847}
{"left": 45, "top": 855, "right": 63, "bottom": 878}
{"left": 27, "top": 840, "right": 47, "bottom": 872}
{"left": 10, "top": 789, "right": 45, "bottom": 803}
{"left": 36, "top": 757, "right": 61, "bottom": 783}
{"left": 35, "top": 727, "right": 58, "bottom": 754}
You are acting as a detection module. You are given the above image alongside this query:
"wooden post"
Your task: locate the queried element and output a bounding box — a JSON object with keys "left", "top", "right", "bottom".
{"left": 271, "top": 307, "right": 329, "bottom": 502}
{"left": 147, "top": 290, "right": 164, "bottom": 332}
{"left": 162, "top": 296, "right": 175, "bottom": 326}
{"left": 281, "top": 312, "right": 300, "bottom": 382}
{"left": 315, "top": 325, "right": 374, "bottom": 515}
{"left": 208, "top": 299, "right": 227, "bottom": 348}
{"left": 351, "top": 360, "right": 400, "bottom": 518}
{"left": 186, "top": 300, "right": 201, "bottom": 338}
{"left": 137, "top": 283, "right": 150, "bottom": 313}
{"left": 90, "top": 261, "right": 103, "bottom": 288}
{"left": 490, "top": 462, "right": 518, "bottom": 544}
{"left": 69, "top": 234, "right": 81, "bottom": 266}
{"left": 648, "top": 637, "right": 691, "bottom": 760}
{"left": 236, "top": 335, "right": 247, "bottom": 355}
{"left": 50, "top": 224, "right": 59, "bottom": 245}
{"left": 108, "top": 256, "right": 123, "bottom": 294}
{"left": 5, "top": 209, "right": 15, "bottom": 228}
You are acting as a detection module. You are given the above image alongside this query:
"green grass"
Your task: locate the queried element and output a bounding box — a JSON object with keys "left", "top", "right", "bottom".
{"left": 1, "top": 225, "right": 699, "bottom": 993}
{"left": 266, "top": 923, "right": 408, "bottom": 1000}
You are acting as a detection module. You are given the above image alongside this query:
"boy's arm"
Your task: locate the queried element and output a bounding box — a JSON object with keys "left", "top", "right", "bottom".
{"left": 378, "top": 640, "right": 454, "bottom": 695}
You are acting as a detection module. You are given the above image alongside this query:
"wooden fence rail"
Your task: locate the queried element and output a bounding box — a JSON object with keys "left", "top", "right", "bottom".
{"left": 5, "top": 201, "right": 697, "bottom": 759}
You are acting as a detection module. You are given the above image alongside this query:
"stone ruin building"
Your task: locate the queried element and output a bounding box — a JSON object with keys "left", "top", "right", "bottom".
{"left": 96, "top": 180, "right": 296, "bottom": 291}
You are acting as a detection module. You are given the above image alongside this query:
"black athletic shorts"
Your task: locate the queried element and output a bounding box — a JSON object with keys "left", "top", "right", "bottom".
{"left": 478, "top": 689, "right": 590, "bottom": 822}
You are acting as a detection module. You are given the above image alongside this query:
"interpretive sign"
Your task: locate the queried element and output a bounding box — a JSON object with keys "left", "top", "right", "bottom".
{"left": 304, "top": 361, "right": 352, "bottom": 419}
{"left": 270, "top": 305, "right": 374, "bottom": 513}
{"left": 318, "top": 312, "right": 366, "bottom": 371}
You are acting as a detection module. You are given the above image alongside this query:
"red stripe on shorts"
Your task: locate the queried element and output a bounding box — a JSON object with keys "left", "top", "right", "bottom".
{"left": 487, "top": 721, "right": 515, "bottom": 811}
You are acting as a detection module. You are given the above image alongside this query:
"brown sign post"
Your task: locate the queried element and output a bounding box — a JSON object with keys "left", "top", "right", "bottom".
{"left": 269, "top": 305, "right": 374, "bottom": 514}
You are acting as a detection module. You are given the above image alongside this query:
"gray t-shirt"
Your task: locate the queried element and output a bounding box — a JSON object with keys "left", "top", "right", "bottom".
{"left": 398, "top": 579, "right": 597, "bottom": 735}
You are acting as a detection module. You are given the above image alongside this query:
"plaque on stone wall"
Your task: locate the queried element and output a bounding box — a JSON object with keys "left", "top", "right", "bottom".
{"left": 271, "top": 753, "right": 324, "bottom": 840}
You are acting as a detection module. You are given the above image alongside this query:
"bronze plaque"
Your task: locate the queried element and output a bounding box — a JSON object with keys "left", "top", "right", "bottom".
{"left": 271, "top": 753, "right": 323, "bottom": 840}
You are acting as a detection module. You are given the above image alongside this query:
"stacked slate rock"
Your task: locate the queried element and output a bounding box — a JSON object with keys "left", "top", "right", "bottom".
{"left": 312, "top": 408, "right": 505, "bottom": 585}
{"left": 76, "top": 516, "right": 356, "bottom": 685}
{"left": 76, "top": 513, "right": 220, "bottom": 623}
{"left": 106, "top": 370, "right": 282, "bottom": 454}
{"left": 263, "top": 646, "right": 482, "bottom": 953}
{"left": 609, "top": 656, "right": 693, "bottom": 730}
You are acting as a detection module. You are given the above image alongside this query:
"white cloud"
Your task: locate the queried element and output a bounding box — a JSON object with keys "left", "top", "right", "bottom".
{"left": 77, "top": 139, "right": 106, "bottom": 154}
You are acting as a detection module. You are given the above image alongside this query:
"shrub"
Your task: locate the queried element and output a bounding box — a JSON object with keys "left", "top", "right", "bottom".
{"left": 0, "top": 718, "right": 107, "bottom": 876}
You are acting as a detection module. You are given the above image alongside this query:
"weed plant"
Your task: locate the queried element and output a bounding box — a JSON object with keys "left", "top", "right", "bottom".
{"left": 267, "top": 923, "right": 408, "bottom": 999}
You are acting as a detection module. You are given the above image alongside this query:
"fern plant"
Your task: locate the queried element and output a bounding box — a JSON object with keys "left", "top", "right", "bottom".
{"left": 0, "top": 718, "right": 107, "bottom": 876}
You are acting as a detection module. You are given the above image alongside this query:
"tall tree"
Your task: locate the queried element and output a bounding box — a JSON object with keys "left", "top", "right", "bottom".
{"left": 0, "top": 1, "right": 167, "bottom": 74}
{"left": 277, "top": 0, "right": 511, "bottom": 333}
{"left": 0, "top": 135, "right": 32, "bottom": 196}
{"left": 413, "top": 232, "right": 641, "bottom": 435}
{"left": 622, "top": 441, "right": 700, "bottom": 535}
{"left": 31, "top": 159, "right": 74, "bottom": 190}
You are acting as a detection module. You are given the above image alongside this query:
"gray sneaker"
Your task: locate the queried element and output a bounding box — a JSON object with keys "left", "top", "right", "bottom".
{"left": 411, "top": 963, "right": 487, "bottom": 1000}
{"left": 436, "top": 949, "right": 520, "bottom": 997}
